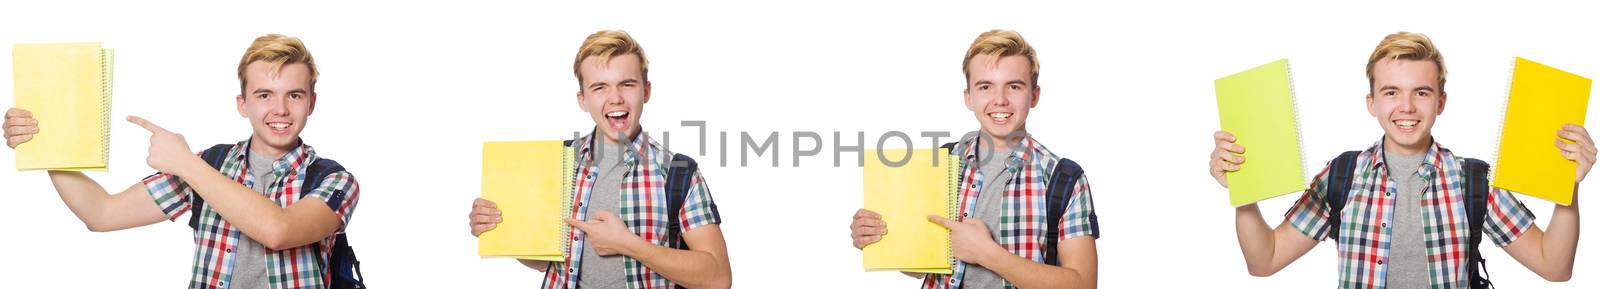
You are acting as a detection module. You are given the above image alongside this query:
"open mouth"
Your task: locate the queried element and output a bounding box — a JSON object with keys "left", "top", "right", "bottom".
{"left": 605, "top": 110, "right": 630, "bottom": 130}
{"left": 266, "top": 121, "right": 292, "bottom": 134}
{"left": 1393, "top": 119, "right": 1419, "bottom": 131}
{"left": 988, "top": 112, "right": 1013, "bottom": 124}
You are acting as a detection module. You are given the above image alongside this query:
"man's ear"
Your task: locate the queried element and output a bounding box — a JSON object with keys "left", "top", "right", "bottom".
{"left": 1366, "top": 93, "right": 1377, "bottom": 117}
{"left": 576, "top": 90, "right": 588, "bottom": 113}
{"left": 307, "top": 92, "right": 317, "bottom": 116}
{"left": 1436, "top": 91, "right": 1447, "bottom": 115}
{"left": 963, "top": 87, "right": 975, "bottom": 111}
{"left": 1029, "top": 84, "right": 1041, "bottom": 108}
{"left": 642, "top": 80, "right": 652, "bottom": 104}
{"left": 237, "top": 94, "right": 247, "bottom": 117}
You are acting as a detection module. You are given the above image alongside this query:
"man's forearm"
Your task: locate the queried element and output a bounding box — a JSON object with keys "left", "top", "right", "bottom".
{"left": 47, "top": 170, "right": 114, "bottom": 230}
{"left": 983, "top": 252, "right": 1090, "bottom": 289}
{"left": 1235, "top": 204, "right": 1278, "bottom": 276}
{"left": 1540, "top": 186, "right": 1580, "bottom": 280}
{"left": 172, "top": 159, "right": 306, "bottom": 249}
{"left": 625, "top": 243, "right": 730, "bottom": 289}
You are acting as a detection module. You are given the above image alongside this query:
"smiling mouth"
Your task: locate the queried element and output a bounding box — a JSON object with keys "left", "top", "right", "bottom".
{"left": 988, "top": 112, "right": 1012, "bottom": 120}
{"left": 1394, "top": 119, "right": 1419, "bottom": 130}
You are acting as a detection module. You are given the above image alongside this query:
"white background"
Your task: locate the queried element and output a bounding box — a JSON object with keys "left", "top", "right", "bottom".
{"left": 2, "top": 0, "right": 1597, "bottom": 288}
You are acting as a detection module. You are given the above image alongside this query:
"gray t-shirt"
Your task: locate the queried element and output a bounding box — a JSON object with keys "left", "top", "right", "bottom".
{"left": 578, "top": 141, "right": 629, "bottom": 288}
{"left": 961, "top": 141, "right": 1012, "bottom": 289}
{"left": 1384, "top": 150, "right": 1428, "bottom": 289}
{"left": 228, "top": 152, "right": 277, "bottom": 289}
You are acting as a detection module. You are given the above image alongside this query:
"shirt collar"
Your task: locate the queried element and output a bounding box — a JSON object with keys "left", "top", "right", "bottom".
{"left": 1365, "top": 136, "right": 1447, "bottom": 176}
{"left": 235, "top": 137, "right": 314, "bottom": 175}
{"left": 960, "top": 131, "right": 1036, "bottom": 173}
{"left": 575, "top": 127, "right": 651, "bottom": 168}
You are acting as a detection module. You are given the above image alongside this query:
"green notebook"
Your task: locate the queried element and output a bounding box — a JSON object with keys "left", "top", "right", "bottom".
{"left": 1214, "top": 59, "right": 1308, "bottom": 206}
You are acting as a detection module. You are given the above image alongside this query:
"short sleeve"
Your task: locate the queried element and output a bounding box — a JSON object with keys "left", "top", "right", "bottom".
{"left": 678, "top": 170, "right": 721, "bottom": 231}
{"left": 1484, "top": 187, "right": 1537, "bottom": 247}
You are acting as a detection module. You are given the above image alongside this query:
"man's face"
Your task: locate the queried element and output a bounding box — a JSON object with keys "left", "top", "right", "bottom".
{"left": 236, "top": 62, "right": 315, "bottom": 155}
{"left": 1367, "top": 58, "right": 1446, "bottom": 153}
{"left": 576, "top": 54, "right": 650, "bottom": 144}
{"left": 965, "top": 55, "right": 1039, "bottom": 142}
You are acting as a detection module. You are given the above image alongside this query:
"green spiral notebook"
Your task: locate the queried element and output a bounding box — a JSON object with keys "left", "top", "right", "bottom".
{"left": 1214, "top": 59, "right": 1308, "bottom": 207}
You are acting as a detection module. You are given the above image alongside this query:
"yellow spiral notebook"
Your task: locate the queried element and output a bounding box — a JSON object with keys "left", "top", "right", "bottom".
{"left": 1214, "top": 59, "right": 1308, "bottom": 207}
{"left": 862, "top": 148, "right": 960, "bottom": 274}
{"left": 479, "top": 140, "right": 576, "bottom": 261}
{"left": 12, "top": 43, "right": 115, "bottom": 171}
{"left": 1492, "top": 57, "right": 1592, "bottom": 205}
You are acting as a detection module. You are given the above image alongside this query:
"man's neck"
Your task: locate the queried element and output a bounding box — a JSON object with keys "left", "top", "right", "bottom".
{"left": 249, "top": 137, "right": 292, "bottom": 160}
{"left": 1382, "top": 134, "right": 1432, "bottom": 156}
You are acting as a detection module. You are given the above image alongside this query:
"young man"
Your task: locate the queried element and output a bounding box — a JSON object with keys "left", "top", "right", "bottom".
{"left": 466, "top": 30, "right": 733, "bottom": 289}
{"left": 3, "top": 34, "right": 360, "bottom": 289}
{"left": 848, "top": 29, "right": 1101, "bottom": 289}
{"left": 1209, "top": 32, "right": 1587, "bottom": 288}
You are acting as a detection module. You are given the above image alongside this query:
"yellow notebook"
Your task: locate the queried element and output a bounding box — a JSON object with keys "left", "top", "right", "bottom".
{"left": 12, "top": 43, "right": 115, "bottom": 171}
{"left": 1492, "top": 57, "right": 1592, "bottom": 205}
{"left": 862, "top": 148, "right": 960, "bottom": 274}
{"left": 1214, "top": 59, "right": 1308, "bottom": 206}
{"left": 479, "top": 140, "right": 576, "bottom": 261}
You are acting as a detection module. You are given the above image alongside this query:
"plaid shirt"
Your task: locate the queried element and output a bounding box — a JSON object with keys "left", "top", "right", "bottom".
{"left": 922, "top": 134, "right": 1099, "bottom": 289}
{"left": 1286, "top": 139, "right": 1537, "bottom": 289}
{"left": 543, "top": 131, "right": 722, "bottom": 289}
{"left": 143, "top": 139, "right": 360, "bottom": 289}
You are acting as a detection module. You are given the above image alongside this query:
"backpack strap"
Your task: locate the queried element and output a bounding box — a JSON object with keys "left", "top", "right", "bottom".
{"left": 188, "top": 144, "right": 236, "bottom": 230}
{"left": 1324, "top": 151, "right": 1363, "bottom": 240}
{"left": 663, "top": 153, "right": 708, "bottom": 250}
{"left": 1043, "top": 158, "right": 1088, "bottom": 266}
{"left": 1462, "top": 158, "right": 1493, "bottom": 289}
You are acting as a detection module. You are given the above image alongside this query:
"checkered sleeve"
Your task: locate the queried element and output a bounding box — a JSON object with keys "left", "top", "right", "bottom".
{"left": 679, "top": 169, "right": 721, "bottom": 231}
{"left": 142, "top": 172, "right": 193, "bottom": 221}
{"left": 304, "top": 171, "right": 360, "bottom": 231}
{"left": 1484, "top": 187, "right": 1537, "bottom": 247}
{"left": 1059, "top": 174, "right": 1098, "bottom": 240}
{"left": 1286, "top": 161, "right": 1337, "bottom": 241}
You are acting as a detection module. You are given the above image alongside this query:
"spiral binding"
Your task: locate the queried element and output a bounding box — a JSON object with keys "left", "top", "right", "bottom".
{"left": 558, "top": 144, "right": 577, "bottom": 259}
{"left": 100, "top": 48, "right": 114, "bottom": 167}
{"left": 943, "top": 148, "right": 960, "bottom": 269}
{"left": 1285, "top": 60, "right": 1308, "bottom": 184}
{"left": 1488, "top": 58, "right": 1517, "bottom": 181}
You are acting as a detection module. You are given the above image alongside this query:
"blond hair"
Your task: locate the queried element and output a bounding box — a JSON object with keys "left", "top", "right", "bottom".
{"left": 237, "top": 34, "right": 317, "bottom": 94}
{"left": 963, "top": 29, "right": 1040, "bottom": 85}
{"left": 573, "top": 30, "right": 649, "bottom": 87}
{"left": 1366, "top": 31, "right": 1446, "bottom": 91}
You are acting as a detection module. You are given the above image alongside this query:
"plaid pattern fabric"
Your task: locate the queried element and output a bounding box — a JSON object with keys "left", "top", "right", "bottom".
{"left": 543, "top": 131, "right": 722, "bottom": 289}
{"left": 922, "top": 134, "right": 1098, "bottom": 289}
{"left": 143, "top": 139, "right": 360, "bottom": 289}
{"left": 1286, "top": 139, "right": 1537, "bottom": 289}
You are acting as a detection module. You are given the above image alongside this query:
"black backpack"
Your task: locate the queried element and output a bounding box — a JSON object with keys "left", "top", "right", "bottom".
{"left": 1325, "top": 151, "right": 1492, "bottom": 289}
{"left": 194, "top": 144, "right": 366, "bottom": 289}
{"left": 941, "top": 142, "right": 1095, "bottom": 266}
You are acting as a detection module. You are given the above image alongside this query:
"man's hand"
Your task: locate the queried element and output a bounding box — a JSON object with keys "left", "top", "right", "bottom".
{"left": 469, "top": 198, "right": 502, "bottom": 237}
{"left": 929, "top": 215, "right": 1006, "bottom": 266}
{"left": 127, "top": 116, "right": 203, "bottom": 176}
{"left": 1211, "top": 130, "right": 1245, "bottom": 188}
{"left": 1557, "top": 124, "right": 1597, "bottom": 184}
{"left": 566, "top": 210, "right": 646, "bottom": 256}
{"left": 851, "top": 208, "right": 887, "bottom": 249}
{"left": 4, "top": 108, "right": 39, "bottom": 149}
